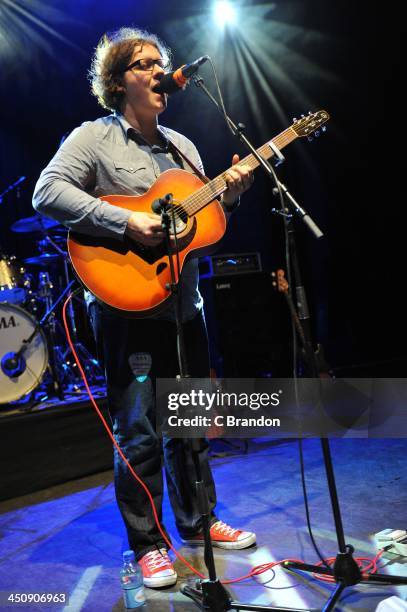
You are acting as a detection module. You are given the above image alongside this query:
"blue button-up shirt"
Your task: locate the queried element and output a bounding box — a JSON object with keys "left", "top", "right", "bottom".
{"left": 33, "top": 113, "right": 204, "bottom": 321}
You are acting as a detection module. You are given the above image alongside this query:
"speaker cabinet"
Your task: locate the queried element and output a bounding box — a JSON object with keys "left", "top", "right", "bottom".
{"left": 201, "top": 272, "right": 291, "bottom": 377}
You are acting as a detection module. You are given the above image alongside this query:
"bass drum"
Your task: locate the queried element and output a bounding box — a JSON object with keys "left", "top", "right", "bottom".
{"left": 0, "top": 303, "right": 48, "bottom": 404}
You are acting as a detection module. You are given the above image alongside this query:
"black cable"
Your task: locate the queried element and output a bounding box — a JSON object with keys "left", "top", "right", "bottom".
{"left": 297, "top": 438, "right": 331, "bottom": 570}
{"left": 282, "top": 206, "right": 329, "bottom": 569}
{"left": 206, "top": 56, "right": 234, "bottom": 138}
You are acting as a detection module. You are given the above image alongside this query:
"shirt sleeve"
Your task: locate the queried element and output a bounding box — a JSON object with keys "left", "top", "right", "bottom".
{"left": 32, "top": 122, "right": 132, "bottom": 240}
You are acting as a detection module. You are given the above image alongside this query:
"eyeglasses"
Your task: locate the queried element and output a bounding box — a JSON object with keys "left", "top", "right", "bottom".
{"left": 124, "top": 58, "right": 169, "bottom": 73}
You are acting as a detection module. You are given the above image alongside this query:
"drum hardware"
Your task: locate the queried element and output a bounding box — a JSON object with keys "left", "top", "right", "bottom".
{"left": 1, "top": 221, "right": 103, "bottom": 404}
{"left": 0, "top": 176, "right": 26, "bottom": 205}
{"left": 35, "top": 273, "right": 88, "bottom": 396}
{"left": 39, "top": 233, "right": 104, "bottom": 386}
{"left": 37, "top": 235, "right": 67, "bottom": 254}
{"left": 0, "top": 253, "right": 31, "bottom": 305}
{"left": 10, "top": 214, "right": 60, "bottom": 233}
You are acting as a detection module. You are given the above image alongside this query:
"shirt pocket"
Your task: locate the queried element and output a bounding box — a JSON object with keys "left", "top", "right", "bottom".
{"left": 113, "top": 160, "right": 151, "bottom": 193}
{"left": 113, "top": 160, "right": 142, "bottom": 173}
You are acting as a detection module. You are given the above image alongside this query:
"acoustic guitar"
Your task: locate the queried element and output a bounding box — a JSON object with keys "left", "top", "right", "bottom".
{"left": 68, "top": 111, "right": 329, "bottom": 316}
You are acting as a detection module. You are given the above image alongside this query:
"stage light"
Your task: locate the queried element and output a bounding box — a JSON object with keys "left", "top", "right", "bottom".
{"left": 213, "top": 1, "right": 237, "bottom": 28}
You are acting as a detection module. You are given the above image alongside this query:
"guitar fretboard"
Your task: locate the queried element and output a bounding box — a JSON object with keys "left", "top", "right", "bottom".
{"left": 182, "top": 126, "right": 298, "bottom": 216}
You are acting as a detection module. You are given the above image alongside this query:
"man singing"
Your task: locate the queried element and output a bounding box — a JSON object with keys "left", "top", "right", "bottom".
{"left": 33, "top": 27, "right": 255, "bottom": 588}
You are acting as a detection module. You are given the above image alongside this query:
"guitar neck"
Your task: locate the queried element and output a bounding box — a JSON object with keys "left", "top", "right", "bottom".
{"left": 182, "top": 126, "right": 298, "bottom": 216}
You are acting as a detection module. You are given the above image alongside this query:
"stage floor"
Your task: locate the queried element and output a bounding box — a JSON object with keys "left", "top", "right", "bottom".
{"left": 0, "top": 438, "right": 406, "bottom": 611}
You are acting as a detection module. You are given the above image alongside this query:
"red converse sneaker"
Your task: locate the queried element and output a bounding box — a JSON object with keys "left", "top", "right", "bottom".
{"left": 138, "top": 548, "right": 177, "bottom": 588}
{"left": 182, "top": 520, "right": 256, "bottom": 550}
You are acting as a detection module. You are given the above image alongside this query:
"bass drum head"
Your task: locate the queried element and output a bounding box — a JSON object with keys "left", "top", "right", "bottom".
{"left": 0, "top": 303, "right": 48, "bottom": 404}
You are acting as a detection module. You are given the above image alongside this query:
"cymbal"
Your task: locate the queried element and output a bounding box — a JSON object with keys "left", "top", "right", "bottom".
{"left": 11, "top": 214, "right": 60, "bottom": 233}
{"left": 23, "top": 254, "right": 61, "bottom": 266}
{"left": 47, "top": 227, "right": 67, "bottom": 235}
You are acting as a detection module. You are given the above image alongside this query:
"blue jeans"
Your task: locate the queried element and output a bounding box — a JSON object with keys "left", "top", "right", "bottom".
{"left": 89, "top": 304, "right": 217, "bottom": 559}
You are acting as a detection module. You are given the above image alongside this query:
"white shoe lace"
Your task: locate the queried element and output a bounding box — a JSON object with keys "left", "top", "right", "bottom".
{"left": 144, "top": 549, "right": 172, "bottom": 571}
{"left": 212, "top": 520, "right": 239, "bottom": 537}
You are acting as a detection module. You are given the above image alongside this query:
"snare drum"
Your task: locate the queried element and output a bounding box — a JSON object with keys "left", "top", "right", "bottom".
{"left": 0, "top": 303, "right": 48, "bottom": 403}
{"left": 0, "top": 254, "right": 29, "bottom": 304}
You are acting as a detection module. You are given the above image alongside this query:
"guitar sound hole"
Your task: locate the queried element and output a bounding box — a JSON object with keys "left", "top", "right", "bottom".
{"left": 169, "top": 205, "right": 188, "bottom": 235}
{"left": 156, "top": 262, "right": 168, "bottom": 276}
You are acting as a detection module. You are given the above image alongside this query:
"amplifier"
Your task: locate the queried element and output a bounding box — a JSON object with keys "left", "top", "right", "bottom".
{"left": 200, "top": 271, "right": 291, "bottom": 377}
{"left": 199, "top": 253, "right": 262, "bottom": 278}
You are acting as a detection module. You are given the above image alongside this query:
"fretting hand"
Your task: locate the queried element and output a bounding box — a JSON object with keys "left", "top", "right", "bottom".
{"left": 222, "top": 154, "right": 254, "bottom": 206}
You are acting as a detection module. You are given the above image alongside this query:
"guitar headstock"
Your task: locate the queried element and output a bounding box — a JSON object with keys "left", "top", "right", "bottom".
{"left": 292, "top": 110, "right": 330, "bottom": 138}
{"left": 271, "top": 269, "right": 289, "bottom": 294}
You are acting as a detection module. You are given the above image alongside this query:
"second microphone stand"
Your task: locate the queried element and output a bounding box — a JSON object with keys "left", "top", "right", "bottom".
{"left": 277, "top": 203, "right": 407, "bottom": 610}
{"left": 190, "top": 74, "right": 407, "bottom": 610}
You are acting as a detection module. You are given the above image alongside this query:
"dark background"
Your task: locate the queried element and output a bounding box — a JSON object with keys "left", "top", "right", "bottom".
{"left": 0, "top": 1, "right": 399, "bottom": 374}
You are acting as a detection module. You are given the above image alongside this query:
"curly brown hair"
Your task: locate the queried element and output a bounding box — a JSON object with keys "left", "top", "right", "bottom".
{"left": 89, "top": 27, "right": 172, "bottom": 113}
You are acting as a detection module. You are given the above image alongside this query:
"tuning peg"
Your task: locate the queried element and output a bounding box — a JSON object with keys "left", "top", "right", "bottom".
{"left": 322, "top": 126, "right": 327, "bottom": 132}
{"left": 314, "top": 130, "right": 320, "bottom": 138}
{"left": 293, "top": 117, "right": 297, "bottom": 123}
{"left": 307, "top": 136, "right": 314, "bottom": 142}
{"left": 301, "top": 114, "right": 305, "bottom": 118}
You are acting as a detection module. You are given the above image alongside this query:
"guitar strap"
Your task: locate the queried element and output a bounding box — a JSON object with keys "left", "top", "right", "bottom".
{"left": 167, "top": 136, "right": 237, "bottom": 210}
{"left": 167, "top": 138, "right": 210, "bottom": 184}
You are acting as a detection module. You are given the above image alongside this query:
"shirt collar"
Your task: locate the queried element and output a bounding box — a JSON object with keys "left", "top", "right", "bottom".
{"left": 114, "top": 112, "right": 170, "bottom": 150}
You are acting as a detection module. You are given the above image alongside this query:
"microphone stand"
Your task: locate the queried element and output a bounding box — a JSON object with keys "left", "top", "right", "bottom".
{"left": 156, "top": 195, "right": 222, "bottom": 597}
{"left": 276, "top": 195, "right": 407, "bottom": 610}
{"left": 176, "top": 80, "right": 312, "bottom": 612}
{"left": 192, "top": 76, "right": 323, "bottom": 239}
{"left": 193, "top": 75, "right": 407, "bottom": 610}
{"left": 155, "top": 195, "right": 291, "bottom": 612}
{"left": 152, "top": 193, "right": 188, "bottom": 376}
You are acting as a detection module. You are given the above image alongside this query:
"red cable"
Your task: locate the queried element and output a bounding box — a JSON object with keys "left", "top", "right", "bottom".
{"left": 62, "top": 293, "right": 205, "bottom": 580}
{"left": 62, "top": 292, "right": 384, "bottom": 587}
{"left": 312, "top": 550, "right": 385, "bottom": 583}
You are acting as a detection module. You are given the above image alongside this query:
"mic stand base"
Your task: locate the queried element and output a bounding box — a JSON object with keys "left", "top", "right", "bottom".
{"left": 181, "top": 580, "right": 311, "bottom": 612}
{"left": 284, "top": 557, "right": 406, "bottom": 612}
{"left": 182, "top": 444, "right": 310, "bottom": 612}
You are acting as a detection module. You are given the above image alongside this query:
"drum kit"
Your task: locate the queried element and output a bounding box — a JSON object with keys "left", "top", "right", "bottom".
{"left": 0, "top": 213, "right": 104, "bottom": 406}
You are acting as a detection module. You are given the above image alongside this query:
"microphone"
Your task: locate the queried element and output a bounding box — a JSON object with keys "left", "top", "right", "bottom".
{"left": 154, "top": 56, "right": 209, "bottom": 95}
{"left": 151, "top": 193, "right": 173, "bottom": 214}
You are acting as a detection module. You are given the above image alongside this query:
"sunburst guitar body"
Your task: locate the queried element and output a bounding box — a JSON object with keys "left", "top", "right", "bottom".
{"left": 68, "top": 169, "right": 225, "bottom": 316}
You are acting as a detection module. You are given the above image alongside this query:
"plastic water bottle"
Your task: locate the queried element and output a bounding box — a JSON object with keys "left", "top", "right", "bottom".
{"left": 120, "top": 550, "right": 145, "bottom": 609}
